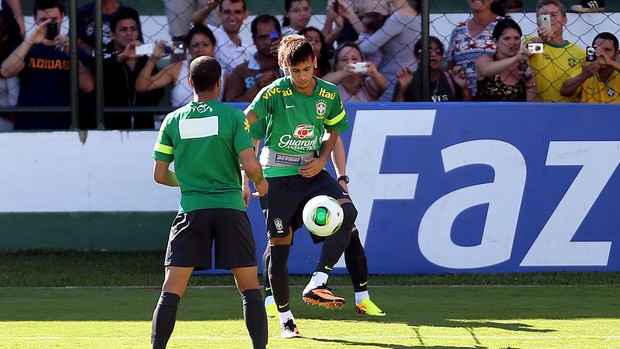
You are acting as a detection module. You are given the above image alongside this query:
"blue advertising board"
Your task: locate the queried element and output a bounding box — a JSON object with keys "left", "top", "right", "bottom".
{"left": 244, "top": 102, "right": 620, "bottom": 275}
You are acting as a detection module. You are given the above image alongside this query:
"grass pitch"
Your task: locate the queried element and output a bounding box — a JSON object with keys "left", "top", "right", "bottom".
{"left": 2, "top": 284, "right": 620, "bottom": 349}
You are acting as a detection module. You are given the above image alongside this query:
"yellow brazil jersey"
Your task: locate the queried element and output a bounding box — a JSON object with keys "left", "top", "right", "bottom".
{"left": 528, "top": 40, "right": 585, "bottom": 102}
{"left": 572, "top": 70, "right": 620, "bottom": 103}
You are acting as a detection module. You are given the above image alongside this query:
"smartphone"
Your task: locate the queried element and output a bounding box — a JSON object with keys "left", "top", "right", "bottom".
{"left": 586, "top": 46, "right": 597, "bottom": 62}
{"left": 269, "top": 30, "right": 279, "bottom": 42}
{"left": 539, "top": 14, "right": 551, "bottom": 32}
{"left": 135, "top": 44, "right": 154, "bottom": 55}
{"left": 527, "top": 43, "right": 544, "bottom": 54}
{"left": 350, "top": 62, "right": 367, "bottom": 73}
{"left": 46, "top": 22, "right": 59, "bottom": 41}
{"left": 163, "top": 41, "right": 185, "bottom": 54}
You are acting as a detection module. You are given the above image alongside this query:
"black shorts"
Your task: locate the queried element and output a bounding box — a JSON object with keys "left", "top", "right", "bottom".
{"left": 164, "top": 208, "right": 258, "bottom": 270}
{"left": 259, "top": 170, "right": 350, "bottom": 240}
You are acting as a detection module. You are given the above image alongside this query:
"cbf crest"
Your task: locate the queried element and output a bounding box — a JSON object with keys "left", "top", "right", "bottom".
{"left": 316, "top": 100, "right": 327, "bottom": 118}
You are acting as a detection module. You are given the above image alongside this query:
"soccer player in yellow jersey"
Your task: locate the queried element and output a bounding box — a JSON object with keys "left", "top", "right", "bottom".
{"left": 526, "top": 0, "right": 585, "bottom": 102}
{"left": 560, "top": 32, "right": 620, "bottom": 103}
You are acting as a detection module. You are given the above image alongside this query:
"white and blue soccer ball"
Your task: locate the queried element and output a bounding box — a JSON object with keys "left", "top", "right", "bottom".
{"left": 302, "top": 195, "right": 344, "bottom": 237}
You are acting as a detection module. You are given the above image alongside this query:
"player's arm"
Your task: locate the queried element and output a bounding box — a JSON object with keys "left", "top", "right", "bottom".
{"left": 239, "top": 148, "right": 268, "bottom": 197}
{"left": 299, "top": 129, "right": 339, "bottom": 178}
{"left": 331, "top": 137, "right": 349, "bottom": 192}
{"left": 153, "top": 159, "right": 179, "bottom": 187}
{"left": 244, "top": 107, "right": 259, "bottom": 125}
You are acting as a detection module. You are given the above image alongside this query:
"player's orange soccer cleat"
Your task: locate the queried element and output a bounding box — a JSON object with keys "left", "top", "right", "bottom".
{"left": 302, "top": 284, "right": 345, "bottom": 309}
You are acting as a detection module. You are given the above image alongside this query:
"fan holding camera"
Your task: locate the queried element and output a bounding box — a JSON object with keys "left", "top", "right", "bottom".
{"left": 560, "top": 32, "right": 620, "bottom": 103}
{"left": 475, "top": 18, "right": 539, "bottom": 102}
{"left": 525, "top": 0, "right": 585, "bottom": 102}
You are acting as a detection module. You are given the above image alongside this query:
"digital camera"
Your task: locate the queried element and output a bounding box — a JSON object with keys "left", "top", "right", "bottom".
{"left": 586, "top": 46, "right": 597, "bottom": 62}
{"left": 350, "top": 62, "right": 367, "bottom": 73}
{"left": 527, "top": 43, "right": 544, "bottom": 54}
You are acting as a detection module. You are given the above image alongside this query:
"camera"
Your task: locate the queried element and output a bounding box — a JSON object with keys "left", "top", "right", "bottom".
{"left": 46, "top": 22, "right": 59, "bottom": 41}
{"left": 586, "top": 46, "right": 597, "bottom": 62}
{"left": 135, "top": 44, "right": 154, "bottom": 55}
{"left": 164, "top": 41, "right": 185, "bottom": 55}
{"left": 527, "top": 43, "right": 544, "bottom": 54}
{"left": 350, "top": 62, "right": 367, "bottom": 73}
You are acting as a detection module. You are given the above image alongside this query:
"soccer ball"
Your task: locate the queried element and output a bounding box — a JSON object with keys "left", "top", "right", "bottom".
{"left": 302, "top": 195, "right": 344, "bottom": 237}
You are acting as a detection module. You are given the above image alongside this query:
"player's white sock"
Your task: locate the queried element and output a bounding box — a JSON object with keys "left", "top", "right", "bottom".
{"left": 355, "top": 291, "right": 370, "bottom": 305}
{"left": 278, "top": 310, "right": 295, "bottom": 325}
{"left": 303, "top": 271, "right": 329, "bottom": 294}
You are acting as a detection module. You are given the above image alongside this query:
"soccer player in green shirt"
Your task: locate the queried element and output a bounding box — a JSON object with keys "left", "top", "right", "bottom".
{"left": 151, "top": 56, "right": 268, "bottom": 349}
{"left": 244, "top": 34, "right": 360, "bottom": 338}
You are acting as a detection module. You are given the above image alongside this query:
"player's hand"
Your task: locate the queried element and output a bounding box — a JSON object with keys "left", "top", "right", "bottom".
{"left": 252, "top": 178, "right": 268, "bottom": 197}
{"left": 299, "top": 157, "right": 327, "bottom": 178}
{"left": 337, "top": 179, "right": 349, "bottom": 193}
{"left": 242, "top": 184, "right": 251, "bottom": 206}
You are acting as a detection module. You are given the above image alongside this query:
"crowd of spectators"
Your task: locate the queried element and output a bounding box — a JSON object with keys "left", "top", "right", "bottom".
{"left": 0, "top": 0, "right": 617, "bottom": 131}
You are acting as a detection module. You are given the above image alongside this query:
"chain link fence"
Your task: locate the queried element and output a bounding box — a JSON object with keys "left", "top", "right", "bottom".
{"left": 1, "top": 0, "right": 618, "bottom": 130}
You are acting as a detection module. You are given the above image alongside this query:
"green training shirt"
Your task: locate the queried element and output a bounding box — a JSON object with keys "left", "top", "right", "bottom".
{"left": 249, "top": 76, "right": 349, "bottom": 178}
{"left": 153, "top": 100, "right": 254, "bottom": 213}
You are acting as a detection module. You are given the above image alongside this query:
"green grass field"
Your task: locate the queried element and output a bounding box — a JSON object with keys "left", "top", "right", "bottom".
{"left": 2, "top": 285, "right": 620, "bottom": 348}
{"left": 2, "top": 251, "right": 620, "bottom": 348}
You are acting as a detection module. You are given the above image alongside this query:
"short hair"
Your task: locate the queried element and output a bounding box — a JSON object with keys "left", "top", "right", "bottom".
{"left": 332, "top": 41, "right": 364, "bottom": 65}
{"left": 190, "top": 56, "right": 222, "bottom": 92}
{"left": 185, "top": 23, "right": 216, "bottom": 47}
{"left": 593, "top": 32, "right": 619, "bottom": 51}
{"left": 536, "top": 0, "right": 567, "bottom": 17}
{"left": 219, "top": 0, "right": 246, "bottom": 13}
{"left": 33, "top": 0, "right": 65, "bottom": 17}
{"left": 251, "top": 14, "right": 281, "bottom": 37}
{"left": 110, "top": 6, "right": 140, "bottom": 33}
{"left": 492, "top": 17, "right": 523, "bottom": 40}
{"left": 413, "top": 36, "right": 444, "bottom": 59}
{"left": 278, "top": 34, "right": 314, "bottom": 66}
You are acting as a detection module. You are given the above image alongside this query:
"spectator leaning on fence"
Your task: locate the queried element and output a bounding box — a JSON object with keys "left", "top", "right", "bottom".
{"left": 224, "top": 14, "right": 282, "bottom": 102}
{"left": 97, "top": 6, "right": 164, "bottom": 129}
{"left": 560, "top": 32, "right": 620, "bottom": 103}
{"left": 475, "top": 18, "right": 538, "bottom": 102}
{"left": 446, "top": 0, "right": 504, "bottom": 97}
{"left": 339, "top": 0, "right": 421, "bottom": 102}
{"left": 191, "top": 0, "right": 254, "bottom": 75}
{"left": 526, "top": 0, "right": 585, "bottom": 103}
{"left": 0, "top": 0, "right": 94, "bottom": 130}
{"left": 393, "top": 36, "right": 471, "bottom": 102}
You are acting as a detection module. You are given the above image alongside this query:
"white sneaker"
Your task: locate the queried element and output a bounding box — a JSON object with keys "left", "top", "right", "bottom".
{"left": 280, "top": 319, "right": 301, "bottom": 338}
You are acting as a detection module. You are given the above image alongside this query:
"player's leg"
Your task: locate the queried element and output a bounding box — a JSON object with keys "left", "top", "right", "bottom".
{"left": 215, "top": 209, "right": 268, "bottom": 348}
{"left": 261, "top": 245, "right": 277, "bottom": 318}
{"left": 345, "top": 226, "right": 385, "bottom": 316}
{"left": 269, "top": 233, "right": 301, "bottom": 338}
{"left": 303, "top": 172, "right": 357, "bottom": 309}
{"left": 232, "top": 266, "right": 268, "bottom": 349}
{"left": 151, "top": 266, "right": 192, "bottom": 349}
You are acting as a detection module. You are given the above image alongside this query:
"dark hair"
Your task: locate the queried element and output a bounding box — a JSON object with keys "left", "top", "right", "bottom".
{"left": 190, "top": 56, "right": 222, "bottom": 92}
{"left": 219, "top": 0, "right": 246, "bottom": 13}
{"left": 413, "top": 36, "right": 444, "bottom": 59}
{"left": 185, "top": 23, "right": 216, "bottom": 47}
{"left": 33, "top": 0, "right": 65, "bottom": 17}
{"left": 332, "top": 41, "right": 364, "bottom": 66}
{"left": 492, "top": 17, "right": 522, "bottom": 40}
{"left": 0, "top": 0, "right": 23, "bottom": 61}
{"left": 282, "top": 0, "right": 309, "bottom": 28}
{"left": 536, "top": 0, "right": 566, "bottom": 17}
{"left": 490, "top": 2, "right": 506, "bottom": 17}
{"left": 593, "top": 32, "right": 619, "bottom": 51}
{"left": 251, "top": 14, "right": 281, "bottom": 37}
{"left": 362, "top": 12, "right": 386, "bottom": 33}
{"left": 278, "top": 34, "right": 314, "bottom": 66}
{"left": 299, "top": 26, "right": 330, "bottom": 75}
{"left": 110, "top": 6, "right": 140, "bottom": 33}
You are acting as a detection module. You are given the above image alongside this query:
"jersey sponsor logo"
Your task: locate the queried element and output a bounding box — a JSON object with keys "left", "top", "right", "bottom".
{"left": 275, "top": 153, "right": 302, "bottom": 166}
{"left": 262, "top": 87, "right": 293, "bottom": 100}
{"left": 318, "top": 88, "right": 336, "bottom": 100}
{"left": 316, "top": 100, "right": 327, "bottom": 117}
{"left": 278, "top": 134, "right": 319, "bottom": 151}
{"left": 293, "top": 124, "right": 314, "bottom": 139}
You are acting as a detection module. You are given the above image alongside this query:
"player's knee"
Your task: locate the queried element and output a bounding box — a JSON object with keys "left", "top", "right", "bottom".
{"left": 341, "top": 202, "right": 358, "bottom": 225}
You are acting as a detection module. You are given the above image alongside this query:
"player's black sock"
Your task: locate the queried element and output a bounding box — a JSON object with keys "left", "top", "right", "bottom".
{"left": 262, "top": 245, "right": 272, "bottom": 297}
{"left": 317, "top": 202, "right": 357, "bottom": 273}
{"left": 345, "top": 227, "right": 369, "bottom": 292}
{"left": 151, "top": 291, "right": 181, "bottom": 349}
{"left": 241, "top": 288, "right": 268, "bottom": 349}
{"left": 269, "top": 244, "right": 291, "bottom": 312}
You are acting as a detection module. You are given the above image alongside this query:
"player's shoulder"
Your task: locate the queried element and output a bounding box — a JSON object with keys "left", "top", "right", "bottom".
{"left": 315, "top": 77, "right": 341, "bottom": 99}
